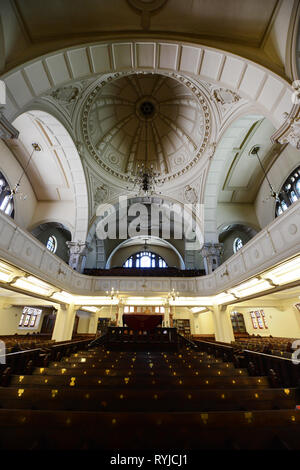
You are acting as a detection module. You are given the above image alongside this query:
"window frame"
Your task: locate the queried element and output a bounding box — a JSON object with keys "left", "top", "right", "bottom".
{"left": 123, "top": 251, "right": 167, "bottom": 269}
{"left": 0, "top": 171, "right": 14, "bottom": 218}
{"left": 275, "top": 165, "right": 300, "bottom": 217}
{"left": 46, "top": 235, "right": 58, "bottom": 254}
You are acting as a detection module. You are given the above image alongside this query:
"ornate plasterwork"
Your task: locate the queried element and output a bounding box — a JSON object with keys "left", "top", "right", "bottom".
{"left": 275, "top": 112, "right": 300, "bottom": 149}
{"left": 94, "top": 184, "right": 109, "bottom": 207}
{"left": 212, "top": 88, "right": 241, "bottom": 106}
{"left": 81, "top": 71, "right": 212, "bottom": 185}
{"left": 44, "top": 80, "right": 92, "bottom": 117}
{"left": 184, "top": 185, "right": 198, "bottom": 204}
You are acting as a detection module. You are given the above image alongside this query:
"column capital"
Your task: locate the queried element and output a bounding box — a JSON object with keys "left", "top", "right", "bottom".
{"left": 66, "top": 240, "right": 90, "bottom": 272}
{"left": 271, "top": 104, "right": 300, "bottom": 149}
{"left": 0, "top": 110, "right": 19, "bottom": 139}
{"left": 201, "top": 243, "right": 223, "bottom": 274}
{"left": 201, "top": 242, "right": 223, "bottom": 257}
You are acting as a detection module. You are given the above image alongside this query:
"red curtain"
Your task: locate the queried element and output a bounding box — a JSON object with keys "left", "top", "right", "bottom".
{"left": 123, "top": 314, "right": 163, "bottom": 330}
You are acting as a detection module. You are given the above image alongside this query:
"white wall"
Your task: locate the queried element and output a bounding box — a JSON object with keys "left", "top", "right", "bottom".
{"left": 77, "top": 311, "right": 90, "bottom": 334}
{"left": 30, "top": 201, "right": 75, "bottom": 236}
{"left": 0, "top": 305, "right": 44, "bottom": 335}
{"left": 194, "top": 310, "right": 215, "bottom": 336}
{"left": 235, "top": 303, "right": 300, "bottom": 339}
{"left": 217, "top": 203, "right": 260, "bottom": 232}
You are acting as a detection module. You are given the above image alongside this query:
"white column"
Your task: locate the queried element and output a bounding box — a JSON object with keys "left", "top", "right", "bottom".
{"left": 52, "top": 304, "right": 76, "bottom": 342}
{"left": 66, "top": 241, "right": 89, "bottom": 273}
{"left": 117, "top": 303, "right": 124, "bottom": 327}
{"left": 211, "top": 305, "right": 234, "bottom": 343}
{"left": 189, "top": 312, "right": 196, "bottom": 335}
{"left": 88, "top": 313, "right": 98, "bottom": 334}
{"left": 164, "top": 305, "right": 170, "bottom": 327}
{"left": 201, "top": 243, "right": 223, "bottom": 274}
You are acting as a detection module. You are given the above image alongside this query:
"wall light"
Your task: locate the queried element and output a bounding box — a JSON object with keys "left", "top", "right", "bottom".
{"left": 262, "top": 256, "right": 300, "bottom": 285}
{"left": 81, "top": 306, "right": 99, "bottom": 313}
{"left": 12, "top": 276, "right": 57, "bottom": 297}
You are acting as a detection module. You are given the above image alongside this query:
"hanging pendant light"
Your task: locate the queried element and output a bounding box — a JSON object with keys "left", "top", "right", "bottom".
{"left": 133, "top": 120, "right": 160, "bottom": 196}
{"left": 249, "top": 145, "right": 280, "bottom": 202}
{"left": 7, "top": 142, "right": 41, "bottom": 201}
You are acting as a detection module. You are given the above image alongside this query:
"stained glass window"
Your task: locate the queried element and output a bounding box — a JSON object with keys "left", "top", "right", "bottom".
{"left": 19, "top": 307, "right": 42, "bottom": 329}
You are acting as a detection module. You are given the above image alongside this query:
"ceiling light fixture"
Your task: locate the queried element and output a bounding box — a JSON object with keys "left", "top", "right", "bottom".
{"left": 6, "top": 142, "right": 41, "bottom": 203}
{"left": 132, "top": 120, "right": 161, "bottom": 196}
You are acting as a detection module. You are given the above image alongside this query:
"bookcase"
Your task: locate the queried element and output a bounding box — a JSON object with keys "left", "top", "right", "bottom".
{"left": 230, "top": 312, "right": 246, "bottom": 333}
{"left": 173, "top": 319, "right": 191, "bottom": 336}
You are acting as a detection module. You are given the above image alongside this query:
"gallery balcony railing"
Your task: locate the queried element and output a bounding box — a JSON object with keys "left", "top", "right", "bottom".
{"left": 0, "top": 199, "right": 299, "bottom": 297}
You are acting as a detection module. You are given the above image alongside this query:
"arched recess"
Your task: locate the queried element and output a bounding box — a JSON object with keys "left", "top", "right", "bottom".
{"left": 31, "top": 222, "right": 72, "bottom": 263}
{"left": 105, "top": 235, "right": 185, "bottom": 269}
{"left": 218, "top": 223, "right": 258, "bottom": 263}
{"left": 203, "top": 113, "right": 281, "bottom": 244}
{"left": 10, "top": 110, "right": 89, "bottom": 242}
{"left": 85, "top": 195, "right": 202, "bottom": 269}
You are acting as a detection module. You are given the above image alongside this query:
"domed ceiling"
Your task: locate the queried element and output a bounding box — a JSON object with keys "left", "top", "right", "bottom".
{"left": 81, "top": 73, "right": 211, "bottom": 183}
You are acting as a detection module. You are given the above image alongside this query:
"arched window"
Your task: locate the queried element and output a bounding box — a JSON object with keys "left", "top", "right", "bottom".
{"left": 0, "top": 172, "right": 14, "bottom": 218}
{"left": 275, "top": 165, "right": 300, "bottom": 217}
{"left": 46, "top": 235, "right": 57, "bottom": 253}
{"left": 233, "top": 237, "right": 243, "bottom": 253}
{"left": 123, "top": 251, "right": 167, "bottom": 268}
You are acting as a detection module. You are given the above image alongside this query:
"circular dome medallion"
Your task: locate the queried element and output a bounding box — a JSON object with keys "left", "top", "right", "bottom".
{"left": 82, "top": 73, "right": 211, "bottom": 183}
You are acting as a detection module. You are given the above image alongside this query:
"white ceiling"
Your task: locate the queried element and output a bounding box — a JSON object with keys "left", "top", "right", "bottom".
{"left": 8, "top": 112, "right": 75, "bottom": 201}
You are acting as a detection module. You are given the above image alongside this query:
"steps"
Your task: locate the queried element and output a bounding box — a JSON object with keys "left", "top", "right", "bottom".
{"left": 0, "top": 344, "right": 299, "bottom": 450}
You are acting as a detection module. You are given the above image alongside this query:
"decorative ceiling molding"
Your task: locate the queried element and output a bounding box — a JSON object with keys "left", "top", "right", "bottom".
{"left": 80, "top": 70, "right": 212, "bottom": 184}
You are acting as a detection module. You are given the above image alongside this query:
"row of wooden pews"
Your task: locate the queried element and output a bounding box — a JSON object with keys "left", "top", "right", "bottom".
{"left": 0, "top": 334, "right": 300, "bottom": 450}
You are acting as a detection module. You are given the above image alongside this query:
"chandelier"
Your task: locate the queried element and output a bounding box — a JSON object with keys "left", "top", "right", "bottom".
{"left": 249, "top": 145, "right": 280, "bottom": 202}
{"left": 133, "top": 163, "right": 161, "bottom": 196}
{"left": 131, "top": 120, "right": 161, "bottom": 196}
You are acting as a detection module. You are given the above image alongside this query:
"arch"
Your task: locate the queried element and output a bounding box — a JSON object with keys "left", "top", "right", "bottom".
{"left": 28, "top": 218, "right": 74, "bottom": 237}
{"left": 11, "top": 109, "right": 89, "bottom": 242}
{"left": 86, "top": 194, "right": 201, "bottom": 268}
{"left": 217, "top": 221, "right": 260, "bottom": 237}
{"left": 105, "top": 235, "right": 185, "bottom": 269}
{"left": 2, "top": 39, "right": 293, "bottom": 130}
{"left": 203, "top": 113, "right": 278, "bottom": 243}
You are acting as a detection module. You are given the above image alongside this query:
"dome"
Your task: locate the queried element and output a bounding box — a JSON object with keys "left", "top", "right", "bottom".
{"left": 82, "top": 73, "right": 210, "bottom": 182}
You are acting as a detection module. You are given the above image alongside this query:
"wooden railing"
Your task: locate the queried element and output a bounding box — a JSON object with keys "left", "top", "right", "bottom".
{"left": 193, "top": 339, "right": 300, "bottom": 388}
{"left": 104, "top": 327, "right": 179, "bottom": 351}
